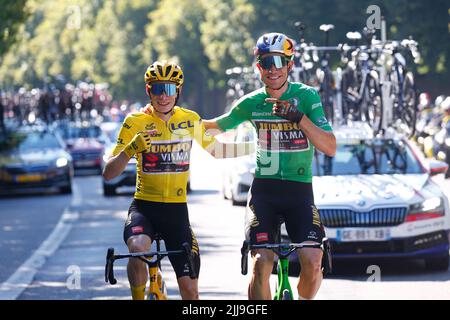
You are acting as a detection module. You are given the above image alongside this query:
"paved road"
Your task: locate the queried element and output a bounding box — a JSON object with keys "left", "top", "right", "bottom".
{"left": 1, "top": 145, "right": 450, "bottom": 300}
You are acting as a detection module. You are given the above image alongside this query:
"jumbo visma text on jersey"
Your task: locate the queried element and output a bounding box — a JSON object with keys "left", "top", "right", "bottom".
{"left": 111, "top": 106, "right": 215, "bottom": 203}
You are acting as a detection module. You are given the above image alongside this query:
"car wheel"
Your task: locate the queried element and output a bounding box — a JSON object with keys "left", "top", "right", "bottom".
{"left": 103, "top": 184, "right": 116, "bottom": 196}
{"left": 425, "top": 254, "right": 449, "bottom": 271}
{"left": 231, "top": 194, "right": 246, "bottom": 206}
{"left": 60, "top": 184, "right": 72, "bottom": 194}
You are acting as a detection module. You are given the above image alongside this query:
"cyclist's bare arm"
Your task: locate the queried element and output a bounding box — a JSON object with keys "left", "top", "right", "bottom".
{"left": 203, "top": 119, "right": 222, "bottom": 133}
{"left": 201, "top": 119, "right": 255, "bottom": 159}
{"left": 299, "top": 116, "right": 336, "bottom": 157}
{"left": 206, "top": 140, "right": 255, "bottom": 159}
{"left": 102, "top": 152, "right": 130, "bottom": 180}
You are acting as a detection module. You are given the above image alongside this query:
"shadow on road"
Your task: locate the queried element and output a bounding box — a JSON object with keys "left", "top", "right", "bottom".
{"left": 323, "top": 258, "right": 450, "bottom": 282}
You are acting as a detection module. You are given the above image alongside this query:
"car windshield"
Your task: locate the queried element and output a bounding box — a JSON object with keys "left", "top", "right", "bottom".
{"left": 312, "top": 139, "right": 424, "bottom": 176}
{"left": 0, "top": 131, "right": 62, "bottom": 152}
{"left": 60, "top": 125, "right": 102, "bottom": 139}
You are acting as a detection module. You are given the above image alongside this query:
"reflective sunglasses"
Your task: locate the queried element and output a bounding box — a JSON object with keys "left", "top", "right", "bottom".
{"left": 149, "top": 83, "right": 177, "bottom": 96}
{"left": 257, "top": 55, "right": 289, "bottom": 70}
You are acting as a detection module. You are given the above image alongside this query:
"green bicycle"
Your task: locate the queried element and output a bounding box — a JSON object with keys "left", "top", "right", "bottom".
{"left": 241, "top": 238, "right": 332, "bottom": 300}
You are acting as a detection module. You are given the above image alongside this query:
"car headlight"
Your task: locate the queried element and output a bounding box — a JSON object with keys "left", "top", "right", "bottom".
{"left": 56, "top": 158, "right": 69, "bottom": 168}
{"left": 446, "top": 138, "right": 450, "bottom": 147}
{"left": 407, "top": 197, "right": 445, "bottom": 222}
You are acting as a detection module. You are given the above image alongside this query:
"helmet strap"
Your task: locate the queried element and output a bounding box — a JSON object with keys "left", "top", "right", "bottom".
{"left": 265, "top": 77, "right": 288, "bottom": 91}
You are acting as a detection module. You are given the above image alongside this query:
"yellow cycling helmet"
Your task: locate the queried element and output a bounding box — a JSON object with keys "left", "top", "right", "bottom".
{"left": 144, "top": 60, "right": 184, "bottom": 88}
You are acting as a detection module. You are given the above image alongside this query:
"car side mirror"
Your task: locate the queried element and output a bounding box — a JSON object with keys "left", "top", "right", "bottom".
{"left": 429, "top": 160, "right": 448, "bottom": 176}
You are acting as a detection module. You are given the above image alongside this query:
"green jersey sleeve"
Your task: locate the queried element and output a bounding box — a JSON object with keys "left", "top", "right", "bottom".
{"left": 215, "top": 97, "right": 249, "bottom": 131}
{"left": 302, "top": 88, "right": 333, "bottom": 132}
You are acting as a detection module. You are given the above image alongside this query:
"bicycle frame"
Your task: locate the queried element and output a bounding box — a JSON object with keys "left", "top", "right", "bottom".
{"left": 105, "top": 241, "right": 196, "bottom": 300}
{"left": 241, "top": 239, "right": 332, "bottom": 300}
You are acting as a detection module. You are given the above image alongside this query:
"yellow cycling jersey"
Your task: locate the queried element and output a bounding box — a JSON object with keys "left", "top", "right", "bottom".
{"left": 111, "top": 105, "right": 216, "bottom": 203}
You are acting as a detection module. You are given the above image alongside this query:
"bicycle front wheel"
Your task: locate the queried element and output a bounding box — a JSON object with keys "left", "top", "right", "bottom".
{"left": 401, "top": 72, "right": 417, "bottom": 137}
{"left": 363, "top": 73, "right": 383, "bottom": 133}
{"left": 282, "top": 289, "right": 292, "bottom": 300}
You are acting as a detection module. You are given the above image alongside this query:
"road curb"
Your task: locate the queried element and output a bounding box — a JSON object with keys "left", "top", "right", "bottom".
{"left": 0, "top": 185, "right": 81, "bottom": 300}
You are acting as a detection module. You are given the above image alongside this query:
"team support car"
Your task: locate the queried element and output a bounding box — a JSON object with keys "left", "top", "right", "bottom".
{"left": 298, "top": 125, "right": 449, "bottom": 271}
{"left": 57, "top": 122, "right": 108, "bottom": 173}
{"left": 100, "top": 122, "right": 137, "bottom": 196}
{"left": 224, "top": 122, "right": 450, "bottom": 270}
{"left": 0, "top": 125, "right": 73, "bottom": 194}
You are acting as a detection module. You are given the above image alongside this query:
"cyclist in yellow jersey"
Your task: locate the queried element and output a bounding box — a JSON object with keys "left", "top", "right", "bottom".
{"left": 103, "top": 60, "right": 254, "bottom": 300}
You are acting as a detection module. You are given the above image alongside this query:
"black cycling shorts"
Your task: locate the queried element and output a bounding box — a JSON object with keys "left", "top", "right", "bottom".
{"left": 123, "top": 199, "right": 200, "bottom": 279}
{"left": 245, "top": 178, "right": 325, "bottom": 245}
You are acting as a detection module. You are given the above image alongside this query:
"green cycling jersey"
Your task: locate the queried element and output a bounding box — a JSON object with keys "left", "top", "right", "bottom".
{"left": 216, "top": 82, "right": 333, "bottom": 183}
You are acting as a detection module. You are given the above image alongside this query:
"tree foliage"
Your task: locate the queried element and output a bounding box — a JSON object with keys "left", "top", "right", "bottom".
{"left": 0, "top": 0, "right": 29, "bottom": 58}
{"left": 0, "top": 0, "right": 448, "bottom": 115}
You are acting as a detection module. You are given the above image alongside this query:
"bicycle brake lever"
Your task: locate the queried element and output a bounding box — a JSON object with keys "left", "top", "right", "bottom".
{"left": 240, "top": 240, "right": 249, "bottom": 275}
{"left": 105, "top": 248, "right": 117, "bottom": 285}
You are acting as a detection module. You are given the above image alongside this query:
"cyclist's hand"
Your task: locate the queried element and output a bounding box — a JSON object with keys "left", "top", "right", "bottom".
{"left": 266, "top": 98, "right": 304, "bottom": 124}
{"left": 124, "top": 131, "right": 155, "bottom": 158}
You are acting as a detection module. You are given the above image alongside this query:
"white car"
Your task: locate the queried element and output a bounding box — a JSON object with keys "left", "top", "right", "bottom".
{"left": 100, "top": 122, "right": 137, "bottom": 196}
{"left": 222, "top": 122, "right": 256, "bottom": 205}
{"left": 311, "top": 128, "right": 449, "bottom": 270}
{"left": 226, "top": 122, "right": 450, "bottom": 270}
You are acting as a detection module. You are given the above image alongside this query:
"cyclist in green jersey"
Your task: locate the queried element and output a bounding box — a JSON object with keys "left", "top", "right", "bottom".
{"left": 203, "top": 32, "right": 336, "bottom": 300}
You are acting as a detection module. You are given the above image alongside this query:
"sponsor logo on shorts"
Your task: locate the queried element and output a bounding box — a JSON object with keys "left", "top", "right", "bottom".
{"left": 131, "top": 226, "right": 144, "bottom": 234}
{"left": 190, "top": 228, "right": 200, "bottom": 255}
{"left": 312, "top": 205, "right": 321, "bottom": 227}
{"left": 256, "top": 232, "right": 269, "bottom": 243}
{"left": 308, "top": 231, "right": 318, "bottom": 240}
{"left": 248, "top": 205, "right": 260, "bottom": 227}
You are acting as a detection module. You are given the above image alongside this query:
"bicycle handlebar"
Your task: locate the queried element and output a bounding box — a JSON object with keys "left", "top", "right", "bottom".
{"left": 105, "top": 248, "right": 117, "bottom": 285}
{"left": 240, "top": 240, "right": 325, "bottom": 275}
{"left": 104, "top": 242, "right": 197, "bottom": 285}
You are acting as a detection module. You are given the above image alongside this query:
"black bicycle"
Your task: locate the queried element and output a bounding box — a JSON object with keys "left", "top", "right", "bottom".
{"left": 316, "top": 24, "right": 337, "bottom": 125}
{"left": 383, "top": 39, "right": 419, "bottom": 137}
{"left": 341, "top": 28, "right": 384, "bottom": 133}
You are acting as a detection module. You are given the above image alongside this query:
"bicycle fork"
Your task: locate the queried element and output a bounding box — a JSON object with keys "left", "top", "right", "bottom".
{"left": 274, "top": 257, "right": 293, "bottom": 300}
{"left": 147, "top": 265, "right": 167, "bottom": 300}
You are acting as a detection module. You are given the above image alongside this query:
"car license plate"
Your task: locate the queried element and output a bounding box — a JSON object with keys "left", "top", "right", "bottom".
{"left": 75, "top": 160, "right": 95, "bottom": 166}
{"left": 16, "top": 174, "right": 44, "bottom": 183}
{"left": 336, "top": 228, "right": 391, "bottom": 242}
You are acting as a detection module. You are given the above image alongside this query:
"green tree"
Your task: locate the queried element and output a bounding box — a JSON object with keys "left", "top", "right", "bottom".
{"left": 0, "top": 0, "right": 29, "bottom": 58}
